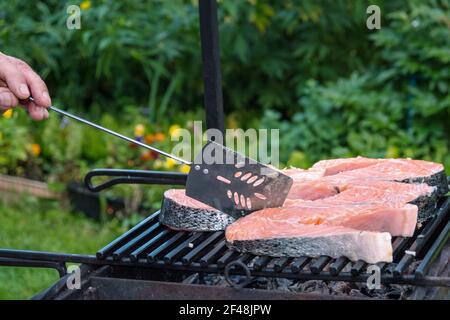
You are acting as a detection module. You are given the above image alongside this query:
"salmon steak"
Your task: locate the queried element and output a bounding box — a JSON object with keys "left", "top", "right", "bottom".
{"left": 286, "top": 179, "right": 437, "bottom": 218}
{"left": 225, "top": 157, "right": 448, "bottom": 263}
{"left": 227, "top": 201, "right": 418, "bottom": 237}
{"left": 160, "top": 189, "right": 235, "bottom": 231}
{"left": 226, "top": 223, "right": 393, "bottom": 263}
{"left": 313, "top": 157, "right": 448, "bottom": 195}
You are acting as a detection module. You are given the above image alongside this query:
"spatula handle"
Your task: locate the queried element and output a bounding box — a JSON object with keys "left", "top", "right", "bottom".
{"left": 85, "top": 169, "right": 188, "bottom": 192}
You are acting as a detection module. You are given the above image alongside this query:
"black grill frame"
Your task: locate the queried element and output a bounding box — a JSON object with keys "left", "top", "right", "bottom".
{"left": 0, "top": 0, "right": 448, "bottom": 298}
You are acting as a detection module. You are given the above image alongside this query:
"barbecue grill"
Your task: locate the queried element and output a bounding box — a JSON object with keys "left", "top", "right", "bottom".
{"left": 1, "top": 0, "right": 449, "bottom": 300}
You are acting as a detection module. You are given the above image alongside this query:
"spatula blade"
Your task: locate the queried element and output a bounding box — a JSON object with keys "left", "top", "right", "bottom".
{"left": 186, "top": 141, "right": 293, "bottom": 219}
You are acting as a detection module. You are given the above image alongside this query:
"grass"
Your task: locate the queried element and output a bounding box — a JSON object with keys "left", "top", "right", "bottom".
{"left": 0, "top": 195, "right": 124, "bottom": 300}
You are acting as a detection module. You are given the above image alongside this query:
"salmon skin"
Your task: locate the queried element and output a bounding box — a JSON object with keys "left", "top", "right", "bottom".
{"left": 227, "top": 223, "right": 393, "bottom": 263}
{"left": 225, "top": 157, "right": 448, "bottom": 263}
{"left": 160, "top": 189, "right": 235, "bottom": 231}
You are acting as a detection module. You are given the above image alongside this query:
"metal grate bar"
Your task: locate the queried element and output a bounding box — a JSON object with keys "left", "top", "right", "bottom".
{"left": 415, "top": 219, "right": 450, "bottom": 279}
{"left": 329, "top": 257, "right": 349, "bottom": 276}
{"left": 393, "top": 200, "right": 450, "bottom": 276}
{"left": 310, "top": 256, "right": 332, "bottom": 274}
{"left": 147, "top": 232, "right": 186, "bottom": 262}
{"left": 392, "top": 237, "right": 414, "bottom": 262}
{"left": 253, "top": 256, "right": 271, "bottom": 271}
{"left": 164, "top": 233, "right": 204, "bottom": 264}
{"left": 129, "top": 229, "right": 170, "bottom": 261}
{"left": 273, "top": 257, "right": 290, "bottom": 272}
{"left": 217, "top": 250, "right": 237, "bottom": 268}
{"left": 291, "top": 257, "right": 310, "bottom": 273}
{"left": 264, "top": 258, "right": 278, "bottom": 272}
{"left": 96, "top": 212, "right": 159, "bottom": 259}
{"left": 392, "top": 237, "right": 405, "bottom": 254}
{"left": 181, "top": 232, "right": 222, "bottom": 265}
{"left": 112, "top": 222, "right": 162, "bottom": 260}
{"left": 351, "top": 260, "right": 366, "bottom": 276}
{"left": 199, "top": 240, "right": 226, "bottom": 267}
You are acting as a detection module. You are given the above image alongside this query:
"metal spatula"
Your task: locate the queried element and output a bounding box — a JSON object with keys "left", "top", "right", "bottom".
{"left": 43, "top": 102, "right": 293, "bottom": 218}
{"left": 186, "top": 140, "right": 292, "bottom": 218}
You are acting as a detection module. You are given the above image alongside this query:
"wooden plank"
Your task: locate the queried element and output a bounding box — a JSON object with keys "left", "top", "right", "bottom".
{"left": 0, "top": 174, "right": 60, "bottom": 199}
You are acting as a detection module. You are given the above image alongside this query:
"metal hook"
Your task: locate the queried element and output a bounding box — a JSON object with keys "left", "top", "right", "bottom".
{"left": 224, "top": 260, "right": 253, "bottom": 289}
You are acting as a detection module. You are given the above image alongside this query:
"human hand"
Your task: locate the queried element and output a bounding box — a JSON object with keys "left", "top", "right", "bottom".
{"left": 0, "top": 52, "right": 51, "bottom": 120}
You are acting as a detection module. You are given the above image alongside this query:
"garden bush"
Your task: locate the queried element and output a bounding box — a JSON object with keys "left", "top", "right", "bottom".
{"left": 0, "top": 0, "right": 448, "bottom": 198}
{"left": 0, "top": 0, "right": 402, "bottom": 115}
{"left": 260, "top": 0, "right": 450, "bottom": 171}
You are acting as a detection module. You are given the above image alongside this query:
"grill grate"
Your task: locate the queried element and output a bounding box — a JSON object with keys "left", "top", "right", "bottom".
{"left": 95, "top": 196, "right": 450, "bottom": 287}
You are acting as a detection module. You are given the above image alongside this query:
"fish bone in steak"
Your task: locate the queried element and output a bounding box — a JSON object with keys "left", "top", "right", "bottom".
{"left": 226, "top": 221, "right": 393, "bottom": 263}
{"left": 160, "top": 189, "right": 235, "bottom": 231}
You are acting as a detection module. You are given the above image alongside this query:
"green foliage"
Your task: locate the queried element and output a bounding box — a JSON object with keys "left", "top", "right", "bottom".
{"left": 0, "top": 0, "right": 201, "bottom": 119}
{"left": 258, "top": 0, "right": 450, "bottom": 172}
{"left": 370, "top": 0, "right": 450, "bottom": 142}
{"left": 0, "top": 197, "right": 123, "bottom": 299}
{"left": 0, "top": 0, "right": 403, "bottom": 116}
{"left": 0, "top": 112, "right": 29, "bottom": 171}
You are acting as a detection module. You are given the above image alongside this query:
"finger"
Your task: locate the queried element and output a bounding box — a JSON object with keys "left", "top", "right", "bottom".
{"left": 0, "top": 87, "right": 19, "bottom": 110}
{"left": 0, "top": 55, "right": 30, "bottom": 100}
{"left": 6, "top": 56, "right": 51, "bottom": 107}
{"left": 21, "top": 64, "right": 51, "bottom": 107}
{"left": 27, "top": 101, "right": 49, "bottom": 121}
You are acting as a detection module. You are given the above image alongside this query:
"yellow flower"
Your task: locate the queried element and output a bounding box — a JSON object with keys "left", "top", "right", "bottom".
{"left": 153, "top": 159, "right": 164, "bottom": 169}
{"left": 169, "top": 124, "right": 182, "bottom": 138}
{"left": 29, "top": 144, "right": 41, "bottom": 157}
{"left": 134, "top": 124, "right": 145, "bottom": 137}
{"left": 2, "top": 109, "right": 13, "bottom": 119}
{"left": 80, "top": 0, "right": 91, "bottom": 10}
{"left": 179, "top": 164, "right": 190, "bottom": 174}
{"left": 164, "top": 158, "right": 176, "bottom": 169}
{"left": 386, "top": 146, "right": 399, "bottom": 158}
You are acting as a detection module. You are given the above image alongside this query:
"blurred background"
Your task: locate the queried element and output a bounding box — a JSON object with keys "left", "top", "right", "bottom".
{"left": 0, "top": 0, "right": 449, "bottom": 298}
